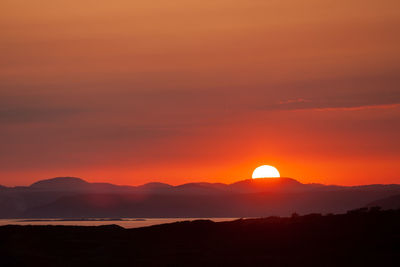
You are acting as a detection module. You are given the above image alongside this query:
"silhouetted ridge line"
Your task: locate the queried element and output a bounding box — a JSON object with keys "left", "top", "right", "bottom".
{"left": 1, "top": 176, "right": 400, "bottom": 218}
{"left": 30, "top": 177, "right": 88, "bottom": 188}
{"left": 1, "top": 209, "right": 399, "bottom": 266}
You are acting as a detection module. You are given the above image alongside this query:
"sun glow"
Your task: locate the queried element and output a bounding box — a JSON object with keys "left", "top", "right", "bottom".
{"left": 252, "top": 165, "right": 280, "bottom": 179}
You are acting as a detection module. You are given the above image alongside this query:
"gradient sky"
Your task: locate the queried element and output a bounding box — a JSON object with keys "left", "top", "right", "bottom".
{"left": 1, "top": 0, "right": 399, "bottom": 186}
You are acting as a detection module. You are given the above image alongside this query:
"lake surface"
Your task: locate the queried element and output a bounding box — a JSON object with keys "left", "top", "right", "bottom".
{"left": 0, "top": 218, "right": 238, "bottom": 228}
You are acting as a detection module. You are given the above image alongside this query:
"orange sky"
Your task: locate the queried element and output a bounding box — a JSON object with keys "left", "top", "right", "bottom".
{"left": 1, "top": 0, "right": 399, "bottom": 186}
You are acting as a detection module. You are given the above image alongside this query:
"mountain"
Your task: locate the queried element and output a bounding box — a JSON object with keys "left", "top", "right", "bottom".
{"left": 29, "top": 177, "right": 135, "bottom": 192}
{"left": 174, "top": 182, "right": 229, "bottom": 194}
{"left": 1, "top": 176, "right": 400, "bottom": 218}
{"left": 229, "top": 177, "right": 306, "bottom": 192}
{"left": 30, "top": 177, "right": 89, "bottom": 190}
{"left": 136, "top": 182, "right": 173, "bottom": 193}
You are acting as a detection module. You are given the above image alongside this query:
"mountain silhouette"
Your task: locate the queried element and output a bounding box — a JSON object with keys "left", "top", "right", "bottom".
{"left": 29, "top": 177, "right": 135, "bottom": 192}
{"left": 1, "top": 177, "right": 400, "bottom": 218}
{"left": 229, "top": 177, "right": 306, "bottom": 192}
{"left": 30, "top": 177, "right": 89, "bottom": 190}
{"left": 137, "top": 182, "right": 173, "bottom": 191}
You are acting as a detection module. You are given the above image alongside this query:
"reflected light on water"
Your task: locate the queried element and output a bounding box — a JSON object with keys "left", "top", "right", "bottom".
{"left": 0, "top": 218, "right": 238, "bottom": 228}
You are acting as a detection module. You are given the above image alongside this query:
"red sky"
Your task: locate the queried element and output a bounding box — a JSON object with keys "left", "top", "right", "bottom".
{"left": 1, "top": 0, "right": 399, "bottom": 186}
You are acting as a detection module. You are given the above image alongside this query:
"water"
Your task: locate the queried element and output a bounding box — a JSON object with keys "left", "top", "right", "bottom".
{"left": 0, "top": 218, "right": 237, "bottom": 228}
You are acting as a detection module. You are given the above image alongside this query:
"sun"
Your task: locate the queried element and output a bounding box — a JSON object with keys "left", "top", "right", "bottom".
{"left": 252, "top": 165, "right": 280, "bottom": 179}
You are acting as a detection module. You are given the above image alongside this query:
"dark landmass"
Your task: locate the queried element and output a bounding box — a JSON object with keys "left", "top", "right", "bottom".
{"left": 1, "top": 208, "right": 399, "bottom": 267}
{"left": 1, "top": 177, "right": 400, "bottom": 218}
{"left": 368, "top": 194, "right": 400, "bottom": 209}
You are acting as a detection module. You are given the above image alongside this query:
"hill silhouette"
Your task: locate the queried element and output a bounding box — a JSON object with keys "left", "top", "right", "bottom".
{"left": 30, "top": 177, "right": 89, "bottom": 189}
{"left": 1, "top": 177, "right": 400, "bottom": 218}
{"left": 230, "top": 177, "right": 306, "bottom": 192}
{"left": 1, "top": 208, "right": 399, "bottom": 267}
{"left": 29, "top": 176, "right": 135, "bottom": 192}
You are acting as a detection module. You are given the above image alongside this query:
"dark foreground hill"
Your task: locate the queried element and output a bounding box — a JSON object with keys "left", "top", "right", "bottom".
{"left": 1, "top": 208, "right": 399, "bottom": 267}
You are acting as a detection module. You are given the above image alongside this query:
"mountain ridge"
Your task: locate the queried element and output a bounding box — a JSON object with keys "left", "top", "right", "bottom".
{"left": 5, "top": 176, "right": 399, "bottom": 191}
{"left": 1, "top": 176, "right": 400, "bottom": 218}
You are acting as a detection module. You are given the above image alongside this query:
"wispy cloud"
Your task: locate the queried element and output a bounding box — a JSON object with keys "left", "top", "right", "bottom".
{"left": 275, "top": 93, "right": 400, "bottom": 112}
{"left": 310, "top": 103, "right": 400, "bottom": 111}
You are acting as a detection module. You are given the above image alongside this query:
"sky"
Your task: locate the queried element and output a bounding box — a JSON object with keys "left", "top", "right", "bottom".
{"left": 1, "top": 0, "right": 399, "bottom": 186}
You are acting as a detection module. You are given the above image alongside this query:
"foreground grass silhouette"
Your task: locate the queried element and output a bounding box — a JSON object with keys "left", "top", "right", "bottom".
{"left": 1, "top": 208, "right": 399, "bottom": 266}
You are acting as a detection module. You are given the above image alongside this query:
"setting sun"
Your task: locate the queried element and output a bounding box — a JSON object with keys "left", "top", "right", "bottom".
{"left": 252, "top": 165, "right": 280, "bottom": 179}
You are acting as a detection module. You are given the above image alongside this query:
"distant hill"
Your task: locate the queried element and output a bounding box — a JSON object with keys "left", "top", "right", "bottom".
{"left": 137, "top": 182, "right": 173, "bottom": 191}
{"left": 29, "top": 177, "right": 135, "bottom": 192}
{"left": 30, "top": 177, "right": 89, "bottom": 190}
{"left": 1, "top": 177, "right": 400, "bottom": 218}
{"left": 230, "top": 177, "right": 306, "bottom": 192}
{"left": 25, "top": 177, "right": 314, "bottom": 194}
